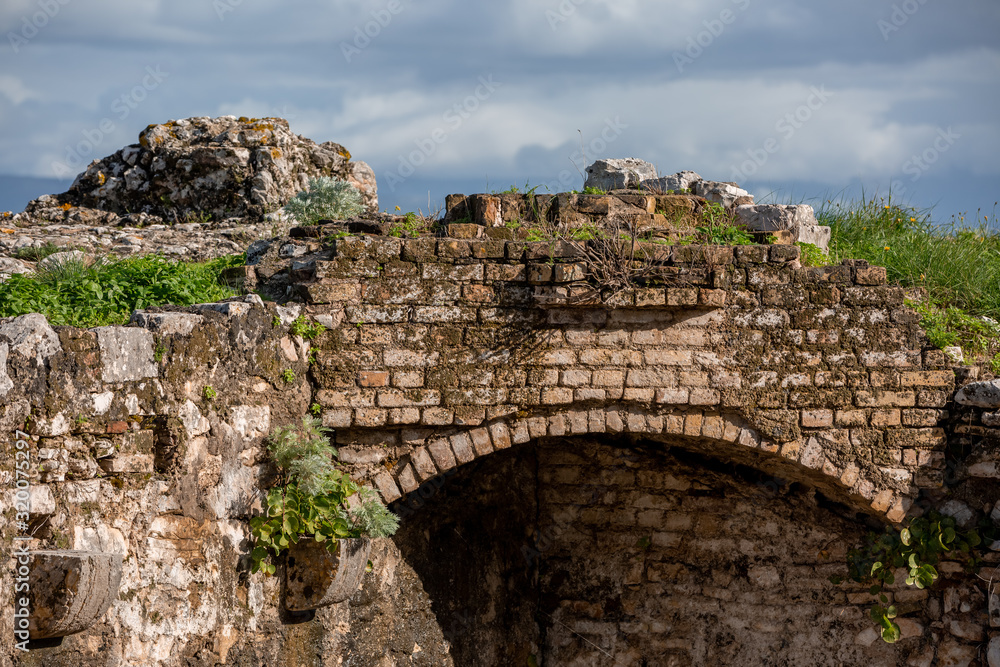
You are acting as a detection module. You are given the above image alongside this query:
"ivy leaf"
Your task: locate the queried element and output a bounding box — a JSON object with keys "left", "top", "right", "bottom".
{"left": 908, "top": 554, "right": 919, "bottom": 569}
{"left": 879, "top": 594, "right": 888, "bottom": 604}
{"left": 880, "top": 622, "right": 901, "bottom": 643}
{"left": 870, "top": 561, "right": 883, "bottom": 576}
{"left": 900, "top": 528, "right": 911, "bottom": 546}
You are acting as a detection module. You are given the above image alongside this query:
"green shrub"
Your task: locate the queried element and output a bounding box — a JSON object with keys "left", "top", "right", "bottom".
{"left": 250, "top": 416, "right": 399, "bottom": 576}
{"left": 282, "top": 177, "right": 364, "bottom": 225}
{"left": 0, "top": 253, "right": 243, "bottom": 327}
{"left": 834, "top": 512, "right": 987, "bottom": 643}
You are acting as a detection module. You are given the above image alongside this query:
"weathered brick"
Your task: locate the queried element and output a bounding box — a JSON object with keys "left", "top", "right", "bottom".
{"left": 899, "top": 370, "right": 954, "bottom": 388}
{"left": 855, "top": 390, "right": 916, "bottom": 407}
{"left": 420, "top": 407, "right": 453, "bottom": 426}
{"left": 870, "top": 409, "right": 901, "bottom": 427}
{"left": 541, "top": 387, "right": 574, "bottom": 404}
{"left": 574, "top": 388, "right": 606, "bottom": 401}
{"left": 800, "top": 409, "right": 834, "bottom": 428}
{"left": 353, "top": 408, "right": 387, "bottom": 427}
{"left": 321, "top": 408, "right": 352, "bottom": 428}
{"left": 835, "top": 410, "right": 868, "bottom": 427}
{"left": 345, "top": 305, "right": 410, "bottom": 324}
{"left": 384, "top": 350, "right": 440, "bottom": 367}
{"left": 644, "top": 350, "right": 692, "bottom": 366}
{"left": 448, "top": 432, "right": 475, "bottom": 464}
{"left": 854, "top": 266, "right": 887, "bottom": 285}
{"left": 395, "top": 464, "right": 419, "bottom": 493}
{"left": 903, "top": 409, "right": 948, "bottom": 426}
{"left": 436, "top": 240, "right": 472, "bottom": 258}
{"left": 409, "top": 447, "right": 438, "bottom": 481}
{"left": 387, "top": 408, "right": 421, "bottom": 425}
{"left": 591, "top": 370, "right": 625, "bottom": 387}
{"left": 421, "top": 263, "right": 483, "bottom": 281}
{"left": 413, "top": 306, "right": 477, "bottom": 323}
{"left": 655, "top": 388, "right": 690, "bottom": 404}
{"left": 373, "top": 470, "right": 402, "bottom": 503}
{"left": 376, "top": 389, "right": 441, "bottom": 408}
{"left": 688, "top": 388, "right": 720, "bottom": 406}
{"left": 698, "top": 289, "right": 727, "bottom": 307}
{"left": 626, "top": 368, "right": 677, "bottom": 388}
{"left": 666, "top": 288, "right": 698, "bottom": 306}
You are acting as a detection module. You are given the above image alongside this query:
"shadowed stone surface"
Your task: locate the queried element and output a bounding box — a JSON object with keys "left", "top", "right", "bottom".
{"left": 28, "top": 550, "right": 123, "bottom": 639}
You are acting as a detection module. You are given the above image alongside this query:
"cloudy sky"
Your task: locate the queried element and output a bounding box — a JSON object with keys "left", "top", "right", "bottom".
{"left": 1, "top": 0, "right": 998, "bottom": 224}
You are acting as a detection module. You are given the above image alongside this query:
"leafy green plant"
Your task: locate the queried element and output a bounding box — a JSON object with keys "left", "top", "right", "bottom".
{"left": 153, "top": 340, "right": 166, "bottom": 362}
{"left": 249, "top": 416, "right": 399, "bottom": 575}
{"left": 797, "top": 242, "right": 829, "bottom": 267}
{"left": 582, "top": 186, "right": 606, "bottom": 195}
{"left": 289, "top": 314, "right": 326, "bottom": 340}
{"left": 833, "top": 512, "right": 985, "bottom": 643}
{"left": 203, "top": 385, "right": 217, "bottom": 400}
{"left": 389, "top": 212, "right": 430, "bottom": 238}
{"left": 309, "top": 403, "right": 322, "bottom": 417}
{"left": 282, "top": 369, "right": 296, "bottom": 384}
{"left": 0, "top": 253, "right": 243, "bottom": 327}
{"left": 282, "top": 177, "right": 364, "bottom": 225}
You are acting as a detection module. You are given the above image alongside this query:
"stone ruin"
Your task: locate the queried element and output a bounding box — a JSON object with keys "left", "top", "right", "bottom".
{"left": 0, "top": 120, "right": 998, "bottom": 667}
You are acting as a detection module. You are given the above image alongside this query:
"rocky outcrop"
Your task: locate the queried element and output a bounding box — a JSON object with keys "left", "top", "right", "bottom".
{"left": 15, "top": 116, "right": 377, "bottom": 225}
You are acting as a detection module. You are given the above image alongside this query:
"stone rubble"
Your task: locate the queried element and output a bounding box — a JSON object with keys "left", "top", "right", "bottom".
{"left": 16, "top": 116, "right": 377, "bottom": 224}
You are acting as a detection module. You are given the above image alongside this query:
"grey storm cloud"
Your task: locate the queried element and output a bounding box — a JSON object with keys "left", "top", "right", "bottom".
{"left": 0, "top": 0, "right": 997, "bottom": 218}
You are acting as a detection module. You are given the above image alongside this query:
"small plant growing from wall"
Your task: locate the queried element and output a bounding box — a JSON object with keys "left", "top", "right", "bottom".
{"left": 282, "top": 177, "right": 364, "bottom": 225}
{"left": 832, "top": 511, "right": 990, "bottom": 643}
{"left": 249, "top": 416, "right": 399, "bottom": 575}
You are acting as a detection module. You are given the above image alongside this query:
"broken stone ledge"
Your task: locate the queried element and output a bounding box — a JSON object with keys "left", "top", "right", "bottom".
{"left": 27, "top": 549, "right": 123, "bottom": 639}
{"left": 284, "top": 537, "right": 372, "bottom": 611}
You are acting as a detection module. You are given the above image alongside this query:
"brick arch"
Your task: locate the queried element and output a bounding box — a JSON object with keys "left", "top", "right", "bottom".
{"left": 370, "top": 405, "right": 912, "bottom": 523}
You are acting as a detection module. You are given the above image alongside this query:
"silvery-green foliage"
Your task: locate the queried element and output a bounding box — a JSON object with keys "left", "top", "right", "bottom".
{"left": 283, "top": 177, "right": 363, "bottom": 224}
{"left": 348, "top": 486, "right": 400, "bottom": 538}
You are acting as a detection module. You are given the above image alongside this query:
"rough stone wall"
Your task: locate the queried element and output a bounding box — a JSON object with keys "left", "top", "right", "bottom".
{"left": 393, "top": 436, "right": 994, "bottom": 666}
{"left": 1, "top": 224, "right": 997, "bottom": 665}
{"left": 249, "top": 231, "right": 959, "bottom": 525}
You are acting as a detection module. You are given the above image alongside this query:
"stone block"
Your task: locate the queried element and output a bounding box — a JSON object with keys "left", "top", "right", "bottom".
{"left": 93, "top": 326, "right": 157, "bottom": 383}
{"left": 955, "top": 379, "right": 1000, "bottom": 408}
{"left": 27, "top": 550, "right": 123, "bottom": 639}
{"left": 128, "top": 311, "right": 204, "bottom": 335}
{"left": 584, "top": 158, "right": 657, "bottom": 190}
{"left": 284, "top": 538, "right": 371, "bottom": 611}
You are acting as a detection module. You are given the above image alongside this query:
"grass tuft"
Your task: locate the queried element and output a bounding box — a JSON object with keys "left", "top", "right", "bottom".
{"left": 821, "top": 193, "right": 999, "bottom": 367}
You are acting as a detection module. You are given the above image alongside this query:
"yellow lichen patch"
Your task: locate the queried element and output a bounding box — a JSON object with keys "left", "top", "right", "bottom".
{"left": 270, "top": 148, "right": 282, "bottom": 159}
{"left": 97, "top": 172, "right": 106, "bottom": 185}
{"left": 337, "top": 148, "right": 352, "bottom": 160}
{"left": 60, "top": 203, "right": 72, "bottom": 211}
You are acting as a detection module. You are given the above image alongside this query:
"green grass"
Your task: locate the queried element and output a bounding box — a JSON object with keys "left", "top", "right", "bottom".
{"left": 821, "top": 193, "right": 1000, "bottom": 368}
{"left": 0, "top": 253, "right": 244, "bottom": 327}
{"left": 822, "top": 196, "right": 1000, "bottom": 318}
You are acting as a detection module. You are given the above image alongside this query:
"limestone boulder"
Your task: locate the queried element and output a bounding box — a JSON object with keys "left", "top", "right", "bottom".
{"left": 22, "top": 116, "right": 377, "bottom": 223}
{"left": 955, "top": 379, "right": 1000, "bottom": 408}
{"left": 584, "top": 158, "right": 658, "bottom": 191}
{"left": 736, "top": 204, "right": 831, "bottom": 252}
{"left": 640, "top": 170, "right": 702, "bottom": 194}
